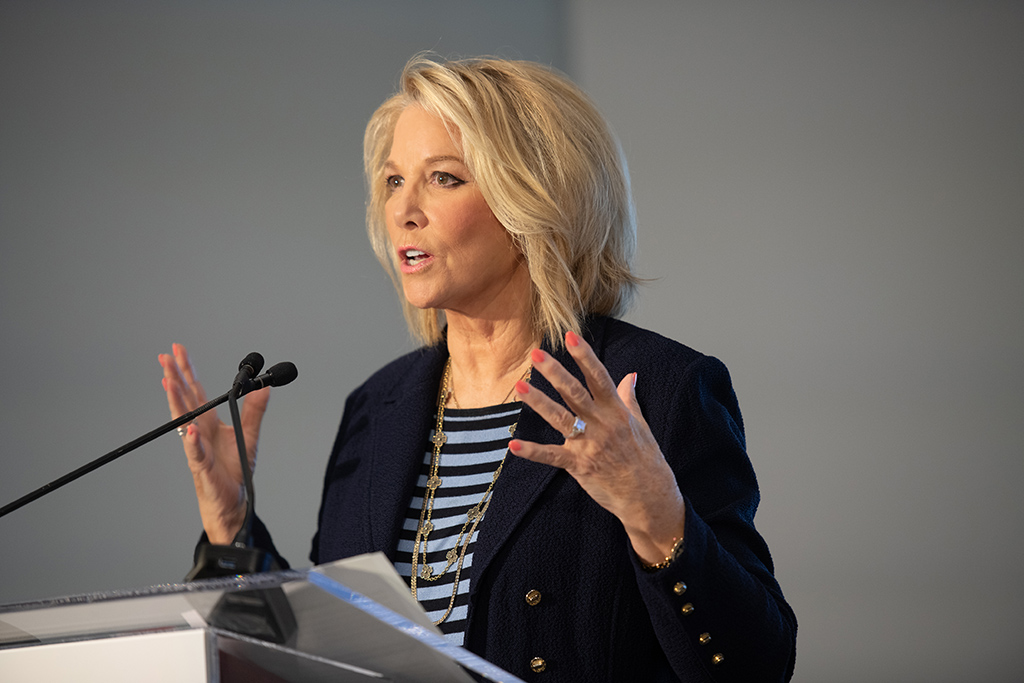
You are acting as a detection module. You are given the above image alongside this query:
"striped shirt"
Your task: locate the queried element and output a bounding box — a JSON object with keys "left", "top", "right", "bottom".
{"left": 395, "top": 402, "right": 522, "bottom": 646}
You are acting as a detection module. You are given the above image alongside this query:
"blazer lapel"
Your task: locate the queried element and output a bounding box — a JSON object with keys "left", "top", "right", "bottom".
{"left": 471, "top": 318, "right": 609, "bottom": 586}
{"left": 366, "top": 345, "right": 448, "bottom": 560}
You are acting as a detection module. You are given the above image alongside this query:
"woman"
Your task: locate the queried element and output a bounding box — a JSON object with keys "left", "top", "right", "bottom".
{"left": 160, "top": 56, "right": 796, "bottom": 682}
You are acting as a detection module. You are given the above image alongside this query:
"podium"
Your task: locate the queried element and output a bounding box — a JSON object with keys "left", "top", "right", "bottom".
{"left": 0, "top": 553, "right": 524, "bottom": 683}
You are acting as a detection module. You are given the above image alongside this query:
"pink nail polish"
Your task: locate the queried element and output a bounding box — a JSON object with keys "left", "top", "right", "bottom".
{"left": 509, "top": 440, "right": 522, "bottom": 453}
{"left": 632, "top": 372, "right": 638, "bottom": 389}
{"left": 566, "top": 331, "right": 580, "bottom": 347}
{"left": 515, "top": 380, "right": 531, "bottom": 395}
{"left": 531, "top": 348, "right": 545, "bottom": 364}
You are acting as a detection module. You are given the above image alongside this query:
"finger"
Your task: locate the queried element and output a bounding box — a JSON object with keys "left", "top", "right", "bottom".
{"left": 181, "top": 422, "right": 212, "bottom": 473}
{"left": 508, "top": 438, "right": 578, "bottom": 471}
{"left": 173, "top": 343, "right": 209, "bottom": 405}
{"left": 169, "top": 344, "right": 224, "bottom": 436}
{"left": 160, "top": 350, "right": 195, "bottom": 404}
{"left": 160, "top": 353, "right": 194, "bottom": 418}
{"left": 617, "top": 372, "right": 655, "bottom": 437}
{"left": 616, "top": 372, "right": 639, "bottom": 416}
{"left": 240, "top": 386, "right": 270, "bottom": 445}
{"left": 529, "top": 348, "right": 597, "bottom": 419}
{"left": 515, "top": 379, "right": 582, "bottom": 440}
{"left": 563, "top": 331, "right": 619, "bottom": 404}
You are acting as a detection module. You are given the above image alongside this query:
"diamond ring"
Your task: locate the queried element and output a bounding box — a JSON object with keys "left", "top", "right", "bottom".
{"left": 567, "top": 416, "right": 586, "bottom": 439}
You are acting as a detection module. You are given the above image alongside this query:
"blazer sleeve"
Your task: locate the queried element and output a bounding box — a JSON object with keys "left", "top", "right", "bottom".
{"left": 630, "top": 354, "right": 797, "bottom": 682}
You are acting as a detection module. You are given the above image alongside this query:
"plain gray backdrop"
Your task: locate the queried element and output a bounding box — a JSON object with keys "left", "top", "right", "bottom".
{"left": 1, "top": 2, "right": 1021, "bottom": 681}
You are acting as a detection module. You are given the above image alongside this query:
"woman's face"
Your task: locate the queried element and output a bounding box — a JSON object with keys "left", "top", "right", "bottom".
{"left": 383, "top": 106, "right": 528, "bottom": 318}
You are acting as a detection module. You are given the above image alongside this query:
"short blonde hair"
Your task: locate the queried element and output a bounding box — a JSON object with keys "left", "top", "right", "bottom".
{"left": 364, "top": 55, "right": 639, "bottom": 346}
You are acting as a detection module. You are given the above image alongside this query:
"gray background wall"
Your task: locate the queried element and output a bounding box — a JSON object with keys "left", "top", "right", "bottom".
{"left": 1, "top": 2, "right": 1021, "bottom": 681}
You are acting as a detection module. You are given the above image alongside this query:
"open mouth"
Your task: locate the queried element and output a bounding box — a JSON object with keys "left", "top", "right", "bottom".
{"left": 402, "top": 249, "right": 430, "bottom": 266}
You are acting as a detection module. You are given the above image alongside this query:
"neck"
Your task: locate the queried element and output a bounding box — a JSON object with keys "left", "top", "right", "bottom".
{"left": 444, "top": 310, "right": 538, "bottom": 409}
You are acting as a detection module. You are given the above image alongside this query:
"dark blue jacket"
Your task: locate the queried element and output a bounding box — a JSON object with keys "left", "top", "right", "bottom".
{"left": 268, "top": 316, "right": 795, "bottom": 681}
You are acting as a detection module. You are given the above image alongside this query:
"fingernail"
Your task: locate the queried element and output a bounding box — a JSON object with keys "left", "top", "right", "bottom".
{"left": 566, "top": 331, "right": 580, "bottom": 347}
{"left": 508, "top": 440, "right": 522, "bottom": 453}
{"left": 632, "top": 372, "right": 638, "bottom": 389}
{"left": 187, "top": 424, "right": 195, "bottom": 437}
{"left": 515, "top": 380, "right": 531, "bottom": 395}
{"left": 530, "top": 348, "right": 545, "bottom": 364}
{"left": 162, "top": 377, "right": 168, "bottom": 391}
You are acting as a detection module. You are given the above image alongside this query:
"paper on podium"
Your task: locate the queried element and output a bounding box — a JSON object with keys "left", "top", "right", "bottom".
{"left": 285, "top": 553, "right": 473, "bottom": 682}
{"left": 294, "top": 552, "right": 525, "bottom": 683}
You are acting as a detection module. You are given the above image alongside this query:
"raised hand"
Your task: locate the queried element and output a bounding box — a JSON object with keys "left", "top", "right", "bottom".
{"left": 158, "top": 343, "right": 270, "bottom": 544}
{"left": 509, "top": 331, "right": 686, "bottom": 566}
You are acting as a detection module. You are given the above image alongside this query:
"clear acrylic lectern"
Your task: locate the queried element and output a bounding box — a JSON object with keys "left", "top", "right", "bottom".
{"left": 0, "top": 552, "right": 524, "bottom": 683}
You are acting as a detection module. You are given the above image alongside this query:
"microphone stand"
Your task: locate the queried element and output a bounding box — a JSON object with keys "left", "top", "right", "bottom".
{"left": 184, "top": 379, "right": 278, "bottom": 582}
{"left": 1, "top": 360, "right": 295, "bottom": 521}
{"left": 0, "top": 357, "right": 299, "bottom": 645}
{"left": 0, "top": 358, "right": 301, "bottom": 647}
{"left": 185, "top": 364, "right": 296, "bottom": 646}
{"left": 1, "top": 390, "right": 235, "bottom": 520}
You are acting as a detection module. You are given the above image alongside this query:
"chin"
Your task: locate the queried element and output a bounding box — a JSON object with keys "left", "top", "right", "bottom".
{"left": 401, "top": 288, "right": 439, "bottom": 311}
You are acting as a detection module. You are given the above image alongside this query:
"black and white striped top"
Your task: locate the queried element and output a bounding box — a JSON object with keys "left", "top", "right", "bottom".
{"left": 395, "top": 402, "right": 522, "bottom": 646}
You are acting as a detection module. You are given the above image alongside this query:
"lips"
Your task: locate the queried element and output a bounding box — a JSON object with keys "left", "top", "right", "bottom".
{"left": 403, "top": 249, "right": 429, "bottom": 264}
{"left": 398, "top": 247, "right": 433, "bottom": 273}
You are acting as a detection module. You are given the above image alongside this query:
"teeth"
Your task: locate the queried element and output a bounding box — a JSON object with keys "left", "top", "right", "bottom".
{"left": 405, "top": 249, "right": 427, "bottom": 263}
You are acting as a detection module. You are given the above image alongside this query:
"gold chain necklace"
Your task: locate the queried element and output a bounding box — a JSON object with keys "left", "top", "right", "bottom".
{"left": 410, "top": 357, "right": 530, "bottom": 625}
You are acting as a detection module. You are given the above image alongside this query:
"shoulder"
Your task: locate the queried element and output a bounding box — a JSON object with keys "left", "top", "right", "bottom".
{"left": 345, "top": 343, "right": 446, "bottom": 408}
{"left": 586, "top": 316, "right": 714, "bottom": 378}
{"left": 586, "top": 316, "right": 743, "bottom": 434}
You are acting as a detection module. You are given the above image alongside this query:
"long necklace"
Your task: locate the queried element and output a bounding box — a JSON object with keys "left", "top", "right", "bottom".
{"left": 410, "top": 357, "right": 530, "bottom": 626}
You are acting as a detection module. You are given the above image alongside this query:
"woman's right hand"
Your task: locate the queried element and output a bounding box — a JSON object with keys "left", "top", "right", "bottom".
{"left": 158, "top": 343, "right": 271, "bottom": 544}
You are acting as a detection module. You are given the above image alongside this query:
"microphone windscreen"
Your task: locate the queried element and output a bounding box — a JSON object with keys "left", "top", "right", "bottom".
{"left": 267, "top": 362, "right": 298, "bottom": 387}
{"left": 239, "top": 352, "right": 265, "bottom": 376}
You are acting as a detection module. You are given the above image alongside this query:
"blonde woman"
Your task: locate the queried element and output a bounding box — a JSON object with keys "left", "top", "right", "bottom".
{"left": 160, "top": 56, "right": 796, "bottom": 682}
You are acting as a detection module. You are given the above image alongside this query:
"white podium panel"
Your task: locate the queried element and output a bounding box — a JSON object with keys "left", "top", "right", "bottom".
{"left": 0, "top": 629, "right": 215, "bottom": 683}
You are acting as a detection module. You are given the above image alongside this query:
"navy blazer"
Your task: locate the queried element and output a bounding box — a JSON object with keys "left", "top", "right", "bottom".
{"left": 258, "top": 316, "right": 796, "bottom": 682}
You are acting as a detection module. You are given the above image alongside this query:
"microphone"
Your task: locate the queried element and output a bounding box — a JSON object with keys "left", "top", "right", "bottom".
{"left": 236, "top": 362, "right": 298, "bottom": 396}
{"left": 243, "top": 362, "right": 298, "bottom": 394}
{"left": 232, "top": 352, "right": 265, "bottom": 391}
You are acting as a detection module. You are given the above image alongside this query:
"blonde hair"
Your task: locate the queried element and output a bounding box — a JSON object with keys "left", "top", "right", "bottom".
{"left": 364, "top": 55, "right": 639, "bottom": 346}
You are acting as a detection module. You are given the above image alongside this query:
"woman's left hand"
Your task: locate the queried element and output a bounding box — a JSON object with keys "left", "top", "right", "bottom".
{"left": 510, "top": 331, "right": 687, "bottom": 565}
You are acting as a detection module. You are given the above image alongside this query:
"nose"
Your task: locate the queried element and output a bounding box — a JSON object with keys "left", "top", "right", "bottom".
{"left": 389, "top": 183, "right": 427, "bottom": 231}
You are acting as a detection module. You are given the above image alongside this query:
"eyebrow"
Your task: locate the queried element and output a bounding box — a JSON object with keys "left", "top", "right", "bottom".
{"left": 384, "top": 155, "right": 466, "bottom": 170}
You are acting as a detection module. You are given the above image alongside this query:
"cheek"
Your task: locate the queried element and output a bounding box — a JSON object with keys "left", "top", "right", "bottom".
{"left": 457, "top": 200, "right": 506, "bottom": 243}
{"left": 383, "top": 198, "right": 398, "bottom": 232}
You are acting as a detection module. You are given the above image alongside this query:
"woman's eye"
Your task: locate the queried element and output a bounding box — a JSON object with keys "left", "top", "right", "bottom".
{"left": 433, "top": 172, "right": 464, "bottom": 187}
{"left": 385, "top": 175, "right": 402, "bottom": 190}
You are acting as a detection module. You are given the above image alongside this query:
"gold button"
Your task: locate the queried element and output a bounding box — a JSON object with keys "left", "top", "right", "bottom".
{"left": 712, "top": 653, "right": 725, "bottom": 665}
{"left": 530, "top": 657, "right": 547, "bottom": 673}
{"left": 673, "top": 582, "right": 687, "bottom": 595}
{"left": 699, "top": 632, "right": 711, "bottom": 645}
{"left": 681, "top": 603, "right": 695, "bottom": 615}
{"left": 525, "top": 589, "right": 542, "bottom": 606}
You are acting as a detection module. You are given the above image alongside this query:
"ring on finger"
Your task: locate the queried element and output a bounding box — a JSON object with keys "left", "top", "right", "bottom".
{"left": 567, "top": 416, "right": 587, "bottom": 439}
